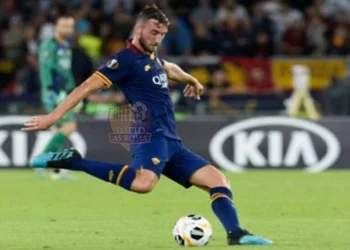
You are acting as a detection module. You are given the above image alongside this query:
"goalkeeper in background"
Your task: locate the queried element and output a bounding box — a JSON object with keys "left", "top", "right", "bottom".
{"left": 36, "top": 15, "right": 78, "bottom": 180}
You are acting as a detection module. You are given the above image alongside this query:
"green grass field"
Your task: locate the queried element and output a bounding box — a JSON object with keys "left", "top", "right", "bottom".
{"left": 1, "top": 169, "right": 350, "bottom": 250}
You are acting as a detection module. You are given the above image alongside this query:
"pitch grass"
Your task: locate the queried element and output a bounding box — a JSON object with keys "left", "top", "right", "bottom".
{"left": 1, "top": 169, "right": 350, "bottom": 250}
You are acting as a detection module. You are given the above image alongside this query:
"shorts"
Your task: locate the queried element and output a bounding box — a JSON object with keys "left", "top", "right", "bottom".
{"left": 130, "top": 135, "right": 209, "bottom": 188}
{"left": 44, "top": 103, "right": 75, "bottom": 128}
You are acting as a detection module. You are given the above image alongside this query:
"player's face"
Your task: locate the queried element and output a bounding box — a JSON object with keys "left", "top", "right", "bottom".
{"left": 56, "top": 18, "right": 75, "bottom": 40}
{"left": 139, "top": 19, "right": 168, "bottom": 53}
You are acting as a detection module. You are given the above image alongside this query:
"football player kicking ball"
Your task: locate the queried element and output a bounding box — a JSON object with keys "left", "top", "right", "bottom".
{"left": 22, "top": 6, "right": 272, "bottom": 246}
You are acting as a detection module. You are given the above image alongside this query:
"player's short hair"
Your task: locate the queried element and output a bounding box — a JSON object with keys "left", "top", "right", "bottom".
{"left": 55, "top": 14, "right": 74, "bottom": 24}
{"left": 136, "top": 5, "right": 170, "bottom": 26}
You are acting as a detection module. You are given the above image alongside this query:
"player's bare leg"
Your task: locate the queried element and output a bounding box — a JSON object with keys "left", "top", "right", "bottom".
{"left": 130, "top": 169, "right": 159, "bottom": 193}
{"left": 189, "top": 165, "right": 272, "bottom": 246}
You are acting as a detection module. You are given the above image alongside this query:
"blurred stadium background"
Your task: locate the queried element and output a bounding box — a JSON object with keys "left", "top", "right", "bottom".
{"left": 1, "top": 0, "right": 350, "bottom": 249}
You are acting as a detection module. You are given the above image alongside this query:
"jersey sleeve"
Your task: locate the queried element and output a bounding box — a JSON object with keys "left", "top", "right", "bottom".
{"left": 93, "top": 53, "right": 133, "bottom": 88}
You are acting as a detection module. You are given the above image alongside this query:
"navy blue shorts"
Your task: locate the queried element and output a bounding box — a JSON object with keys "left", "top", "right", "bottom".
{"left": 130, "top": 136, "right": 209, "bottom": 188}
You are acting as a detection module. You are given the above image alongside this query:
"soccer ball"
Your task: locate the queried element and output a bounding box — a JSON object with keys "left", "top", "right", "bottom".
{"left": 173, "top": 214, "right": 213, "bottom": 247}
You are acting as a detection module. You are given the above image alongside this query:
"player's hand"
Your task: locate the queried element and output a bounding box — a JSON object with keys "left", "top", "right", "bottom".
{"left": 183, "top": 82, "right": 204, "bottom": 100}
{"left": 21, "top": 114, "right": 57, "bottom": 131}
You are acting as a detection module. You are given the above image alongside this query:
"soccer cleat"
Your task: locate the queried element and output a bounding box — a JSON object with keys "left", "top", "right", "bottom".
{"left": 30, "top": 148, "right": 82, "bottom": 169}
{"left": 227, "top": 229, "right": 272, "bottom": 246}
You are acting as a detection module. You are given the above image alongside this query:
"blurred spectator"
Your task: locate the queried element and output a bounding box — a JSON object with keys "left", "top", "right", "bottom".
{"left": 288, "top": 0, "right": 313, "bottom": 11}
{"left": 1, "top": 0, "right": 350, "bottom": 115}
{"left": 218, "top": 17, "right": 239, "bottom": 55}
{"left": 111, "top": 7, "right": 134, "bottom": 41}
{"left": 263, "top": 0, "right": 282, "bottom": 15}
{"left": 1, "top": 0, "right": 18, "bottom": 19}
{"left": 23, "top": 25, "right": 39, "bottom": 65}
{"left": 10, "top": 24, "right": 40, "bottom": 97}
{"left": 235, "top": 18, "right": 255, "bottom": 57}
{"left": 333, "top": 11, "right": 350, "bottom": 29}
{"left": 316, "top": 0, "right": 350, "bottom": 21}
{"left": 192, "top": 23, "right": 216, "bottom": 56}
{"left": 253, "top": 31, "right": 274, "bottom": 58}
{"left": 323, "top": 76, "right": 350, "bottom": 115}
{"left": 251, "top": 2, "right": 274, "bottom": 39}
{"left": 328, "top": 23, "right": 349, "bottom": 55}
{"left": 39, "top": 0, "right": 52, "bottom": 12}
{"left": 218, "top": 17, "right": 254, "bottom": 56}
{"left": 306, "top": 13, "right": 327, "bottom": 56}
{"left": 74, "top": 7, "right": 92, "bottom": 36}
{"left": 161, "top": 15, "right": 193, "bottom": 56}
{"left": 3, "top": 15, "right": 24, "bottom": 66}
{"left": 39, "top": 5, "right": 61, "bottom": 41}
{"left": 251, "top": 1, "right": 275, "bottom": 57}
{"left": 281, "top": 18, "right": 307, "bottom": 56}
{"left": 268, "top": 1, "right": 303, "bottom": 43}
{"left": 100, "top": 22, "right": 125, "bottom": 57}
{"left": 20, "top": 25, "right": 40, "bottom": 95}
{"left": 216, "top": 0, "right": 248, "bottom": 26}
{"left": 1, "top": 0, "right": 347, "bottom": 60}
{"left": 190, "top": 0, "right": 215, "bottom": 28}
{"left": 103, "top": 0, "right": 135, "bottom": 15}
{"left": 245, "top": 67, "right": 277, "bottom": 94}
{"left": 207, "top": 69, "right": 235, "bottom": 98}
{"left": 206, "top": 69, "right": 236, "bottom": 114}
{"left": 71, "top": 41, "right": 94, "bottom": 84}
{"left": 77, "top": 25, "right": 102, "bottom": 59}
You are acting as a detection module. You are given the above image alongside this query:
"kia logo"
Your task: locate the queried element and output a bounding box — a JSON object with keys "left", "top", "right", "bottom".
{"left": 0, "top": 116, "right": 87, "bottom": 167}
{"left": 209, "top": 117, "right": 341, "bottom": 173}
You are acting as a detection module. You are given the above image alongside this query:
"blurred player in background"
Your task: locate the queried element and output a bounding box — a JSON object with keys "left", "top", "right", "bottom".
{"left": 24, "top": 6, "right": 272, "bottom": 246}
{"left": 36, "top": 15, "right": 78, "bottom": 180}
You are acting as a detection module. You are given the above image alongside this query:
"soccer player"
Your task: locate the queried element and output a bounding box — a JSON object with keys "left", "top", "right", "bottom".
{"left": 23, "top": 7, "right": 272, "bottom": 246}
{"left": 36, "top": 15, "right": 78, "bottom": 180}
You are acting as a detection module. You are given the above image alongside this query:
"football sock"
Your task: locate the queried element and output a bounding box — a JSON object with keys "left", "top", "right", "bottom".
{"left": 44, "top": 132, "right": 66, "bottom": 153}
{"left": 66, "top": 159, "right": 136, "bottom": 190}
{"left": 210, "top": 187, "right": 243, "bottom": 236}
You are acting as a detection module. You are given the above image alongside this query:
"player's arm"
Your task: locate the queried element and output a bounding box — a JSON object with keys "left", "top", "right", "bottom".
{"left": 23, "top": 54, "right": 130, "bottom": 131}
{"left": 88, "top": 91, "right": 125, "bottom": 103}
{"left": 162, "top": 60, "right": 204, "bottom": 100}
{"left": 51, "top": 75, "right": 105, "bottom": 118}
{"left": 22, "top": 75, "right": 106, "bottom": 131}
{"left": 163, "top": 60, "right": 197, "bottom": 85}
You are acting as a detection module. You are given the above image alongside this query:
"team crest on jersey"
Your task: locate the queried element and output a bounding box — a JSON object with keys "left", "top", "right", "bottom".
{"left": 144, "top": 64, "right": 151, "bottom": 72}
{"left": 152, "top": 157, "right": 160, "bottom": 166}
{"left": 106, "top": 59, "right": 119, "bottom": 69}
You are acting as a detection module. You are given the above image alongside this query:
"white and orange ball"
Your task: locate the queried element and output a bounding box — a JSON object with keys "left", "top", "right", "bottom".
{"left": 173, "top": 214, "right": 213, "bottom": 247}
